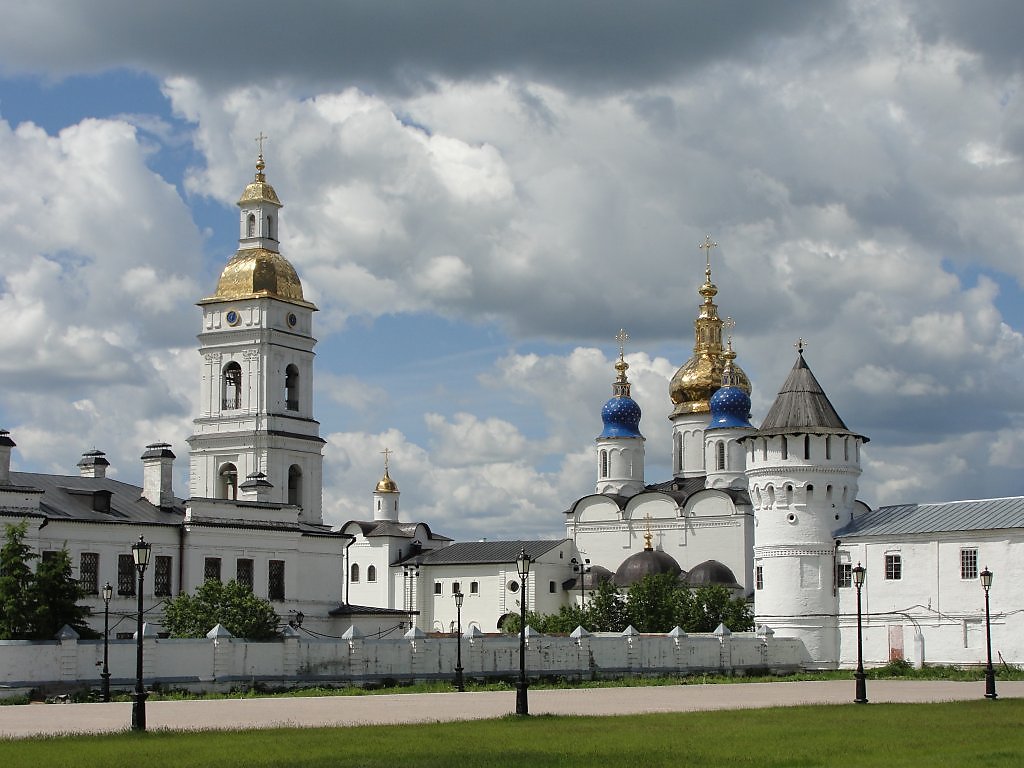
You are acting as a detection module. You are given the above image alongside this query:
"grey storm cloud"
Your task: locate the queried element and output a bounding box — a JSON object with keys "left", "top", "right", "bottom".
{"left": 3, "top": 0, "right": 837, "bottom": 94}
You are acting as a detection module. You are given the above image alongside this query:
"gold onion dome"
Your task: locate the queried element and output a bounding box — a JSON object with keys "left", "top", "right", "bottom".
{"left": 211, "top": 249, "right": 309, "bottom": 304}
{"left": 375, "top": 468, "right": 399, "bottom": 493}
{"left": 669, "top": 257, "right": 750, "bottom": 416}
{"left": 238, "top": 153, "right": 281, "bottom": 206}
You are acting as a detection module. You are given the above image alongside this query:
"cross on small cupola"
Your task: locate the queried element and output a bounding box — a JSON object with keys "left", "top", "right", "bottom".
{"left": 699, "top": 234, "right": 718, "bottom": 272}
{"left": 794, "top": 338, "right": 808, "bottom": 355}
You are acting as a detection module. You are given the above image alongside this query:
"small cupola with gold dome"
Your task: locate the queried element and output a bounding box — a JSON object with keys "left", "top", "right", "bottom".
{"left": 373, "top": 448, "right": 401, "bottom": 522}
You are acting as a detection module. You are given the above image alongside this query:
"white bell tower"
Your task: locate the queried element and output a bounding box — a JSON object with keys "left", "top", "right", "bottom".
{"left": 187, "top": 145, "right": 325, "bottom": 524}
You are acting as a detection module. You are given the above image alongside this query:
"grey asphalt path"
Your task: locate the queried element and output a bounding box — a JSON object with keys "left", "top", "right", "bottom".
{"left": 2, "top": 680, "right": 1020, "bottom": 739}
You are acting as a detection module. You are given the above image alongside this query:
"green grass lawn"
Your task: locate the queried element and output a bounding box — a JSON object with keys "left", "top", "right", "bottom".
{"left": 5, "top": 700, "right": 1024, "bottom": 768}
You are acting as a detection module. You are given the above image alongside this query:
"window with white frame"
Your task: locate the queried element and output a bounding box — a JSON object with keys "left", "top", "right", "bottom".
{"left": 837, "top": 562, "right": 852, "bottom": 588}
{"left": 755, "top": 565, "right": 763, "bottom": 590}
{"left": 960, "top": 548, "right": 978, "bottom": 580}
{"left": 885, "top": 553, "right": 902, "bottom": 580}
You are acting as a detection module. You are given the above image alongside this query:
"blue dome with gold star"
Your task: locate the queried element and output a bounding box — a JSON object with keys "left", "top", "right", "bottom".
{"left": 708, "top": 385, "right": 752, "bottom": 429}
{"left": 600, "top": 394, "right": 643, "bottom": 438}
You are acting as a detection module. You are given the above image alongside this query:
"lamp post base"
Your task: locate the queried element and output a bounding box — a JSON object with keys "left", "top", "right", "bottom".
{"left": 854, "top": 671, "right": 868, "bottom": 704}
{"left": 985, "top": 669, "right": 998, "bottom": 700}
{"left": 455, "top": 667, "right": 465, "bottom": 693}
{"left": 131, "top": 690, "right": 148, "bottom": 731}
{"left": 515, "top": 680, "right": 529, "bottom": 715}
{"left": 100, "top": 672, "right": 111, "bottom": 703}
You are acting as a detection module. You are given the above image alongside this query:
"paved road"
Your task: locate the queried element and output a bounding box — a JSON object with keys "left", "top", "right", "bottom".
{"left": 1, "top": 680, "right": 1019, "bottom": 739}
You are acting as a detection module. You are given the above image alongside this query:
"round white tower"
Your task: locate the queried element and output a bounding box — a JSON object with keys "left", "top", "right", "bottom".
{"left": 373, "top": 448, "right": 400, "bottom": 522}
{"left": 746, "top": 345, "right": 868, "bottom": 668}
{"left": 704, "top": 339, "right": 755, "bottom": 490}
{"left": 595, "top": 330, "right": 645, "bottom": 496}
{"left": 669, "top": 237, "right": 751, "bottom": 478}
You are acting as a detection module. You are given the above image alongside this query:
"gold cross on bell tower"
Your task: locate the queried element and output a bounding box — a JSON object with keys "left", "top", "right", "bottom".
{"left": 615, "top": 328, "right": 629, "bottom": 359}
{"left": 794, "top": 338, "right": 808, "bottom": 354}
{"left": 255, "top": 131, "right": 268, "bottom": 157}
{"left": 381, "top": 447, "right": 393, "bottom": 472}
{"left": 699, "top": 234, "right": 718, "bottom": 271}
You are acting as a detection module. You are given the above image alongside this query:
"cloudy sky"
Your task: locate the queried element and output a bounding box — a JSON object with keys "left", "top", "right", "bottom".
{"left": 1, "top": 1, "right": 1023, "bottom": 540}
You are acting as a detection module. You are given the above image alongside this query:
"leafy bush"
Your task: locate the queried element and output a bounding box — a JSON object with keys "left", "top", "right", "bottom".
{"left": 162, "top": 579, "right": 280, "bottom": 639}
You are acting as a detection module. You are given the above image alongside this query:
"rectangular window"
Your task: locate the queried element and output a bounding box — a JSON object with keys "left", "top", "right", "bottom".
{"left": 837, "top": 563, "right": 852, "bottom": 589}
{"left": 204, "top": 557, "right": 222, "bottom": 582}
{"left": 41, "top": 550, "right": 59, "bottom": 563}
{"left": 755, "top": 565, "right": 764, "bottom": 590}
{"left": 452, "top": 581, "right": 461, "bottom": 594}
{"left": 885, "top": 554, "right": 902, "bottom": 581}
{"left": 80, "top": 552, "right": 99, "bottom": 595}
{"left": 154, "top": 555, "right": 172, "bottom": 597}
{"left": 268, "top": 560, "right": 285, "bottom": 601}
{"left": 960, "top": 548, "right": 978, "bottom": 580}
{"left": 118, "top": 554, "right": 136, "bottom": 596}
{"left": 549, "top": 580, "right": 556, "bottom": 594}
{"left": 236, "top": 558, "right": 254, "bottom": 589}
{"left": 470, "top": 581, "right": 479, "bottom": 594}
{"left": 434, "top": 581, "right": 442, "bottom": 595}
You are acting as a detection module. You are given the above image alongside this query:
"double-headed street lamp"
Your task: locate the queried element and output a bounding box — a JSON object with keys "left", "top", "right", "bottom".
{"left": 570, "top": 556, "right": 590, "bottom": 607}
{"left": 852, "top": 562, "right": 867, "bottom": 704}
{"left": 453, "top": 590, "right": 465, "bottom": 692}
{"left": 131, "top": 536, "right": 152, "bottom": 731}
{"left": 981, "top": 567, "right": 997, "bottom": 700}
{"left": 101, "top": 582, "right": 113, "bottom": 702}
{"left": 515, "top": 547, "right": 531, "bottom": 716}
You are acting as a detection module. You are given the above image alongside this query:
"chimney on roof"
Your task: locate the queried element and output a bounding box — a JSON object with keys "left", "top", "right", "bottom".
{"left": 141, "top": 442, "right": 176, "bottom": 508}
{"left": 78, "top": 449, "right": 110, "bottom": 479}
{"left": 0, "top": 430, "right": 15, "bottom": 485}
{"left": 240, "top": 471, "right": 273, "bottom": 502}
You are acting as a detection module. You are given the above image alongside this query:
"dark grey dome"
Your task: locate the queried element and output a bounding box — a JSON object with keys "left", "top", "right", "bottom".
{"left": 684, "top": 560, "right": 741, "bottom": 590}
{"left": 570, "top": 564, "right": 614, "bottom": 591}
{"left": 613, "top": 548, "right": 683, "bottom": 587}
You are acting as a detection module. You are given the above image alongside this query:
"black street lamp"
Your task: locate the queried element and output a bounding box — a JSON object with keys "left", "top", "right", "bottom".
{"left": 101, "top": 582, "right": 113, "bottom": 702}
{"left": 131, "top": 536, "right": 152, "bottom": 731}
{"left": 515, "top": 547, "right": 531, "bottom": 716}
{"left": 453, "top": 590, "right": 465, "bottom": 692}
{"left": 852, "top": 562, "right": 867, "bottom": 704}
{"left": 570, "top": 556, "right": 590, "bottom": 607}
{"left": 981, "top": 567, "right": 997, "bottom": 700}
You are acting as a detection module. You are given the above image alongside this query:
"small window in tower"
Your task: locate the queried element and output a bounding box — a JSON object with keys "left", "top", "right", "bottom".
{"left": 599, "top": 449, "right": 608, "bottom": 478}
{"left": 755, "top": 565, "right": 763, "bottom": 590}
{"left": 350, "top": 564, "right": 360, "bottom": 583}
{"left": 674, "top": 432, "right": 682, "bottom": 473}
{"left": 844, "top": 437, "right": 850, "bottom": 461}
{"left": 285, "top": 365, "right": 299, "bottom": 411}
{"left": 288, "top": 464, "right": 302, "bottom": 507}
{"left": 804, "top": 435, "right": 811, "bottom": 460}
{"left": 781, "top": 436, "right": 788, "bottom": 460}
{"left": 716, "top": 441, "right": 726, "bottom": 471}
{"left": 223, "top": 362, "right": 242, "bottom": 410}
{"left": 825, "top": 435, "right": 832, "bottom": 460}
{"left": 266, "top": 214, "right": 275, "bottom": 240}
{"left": 761, "top": 439, "right": 768, "bottom": 461}
{"left": 246, "top": 214, "right": 256, "bottom": 238}
{"left": 219, "top": 463, "right": 238, "bottom": 500}
{"left": 377, "top": 499, "right": 381, "bottom": 511}
{"left": 368, "top": 565, "right": 377, "bottom": 583}
{"left": 806, "top": 484, "right": 814, "bottom": 503}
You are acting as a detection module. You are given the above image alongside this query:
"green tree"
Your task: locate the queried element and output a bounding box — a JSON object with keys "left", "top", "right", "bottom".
{"left": 0, "top": 522, "right": 37, "bottom": 639}
{"left": 162, "top": 579, "right": 280, "bottom": 639}
{"left": 583, "top": 579, "right": 629, "bottom": 632}
{"left": 31, "top": 548, "right": 96, "bottom": 639}
{"left": 626, "top": 573, "right": 685, "bottom": 632}
{"left": 686, "top": 584, "right": 754, "bottom": 632}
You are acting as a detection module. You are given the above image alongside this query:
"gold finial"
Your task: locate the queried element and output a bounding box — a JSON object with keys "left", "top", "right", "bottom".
{"left": 723, "top": 316, "right": 735, "bottom": 347}
{"left": 254, "top": 131, "right": 268, "bottom": 180}
{"left": 643, "top": 513, "right": 654, "bottom": 551}
{"left": 699, "top": 234, "right": 718, "bottom": 275}
{"left": 615, "top": 328, "right": 629, "bottom": 361}
{"left": 794, "top": 338, "right": 808, "bottom": 355}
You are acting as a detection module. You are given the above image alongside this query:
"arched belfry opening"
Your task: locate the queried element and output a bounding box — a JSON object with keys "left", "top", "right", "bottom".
{"left": 219, "top": 463, "right": 238, "bottom": 500}
{"left": 285, "top": 364, "right": 299, "bottom": 411}
{"left": 288, "top": 464, "right": 302, "bottom": 507}
{"left": 246, "top": 214, "right": 256, "bottom": 238}
{"left": 223, "top": 362, "right": 242, "bottom": 409}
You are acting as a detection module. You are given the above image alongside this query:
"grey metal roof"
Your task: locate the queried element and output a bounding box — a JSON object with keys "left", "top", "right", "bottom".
{"left": 836, "top": 496, "right": 1024, "bottom": 538}
{"left": 343, "top": 520, "right": 452, "bottom": 542}
{"left": 1, "top": 471, "right": 184, "bottom": 526}
{"left": 758, "top": 352, "right": 867, "bottom": 441}
{"left": 402, "top": 539, "right": 567, "bottom": 566}
{"left": 564, "top": 477, "right": 750, "bottom": 515}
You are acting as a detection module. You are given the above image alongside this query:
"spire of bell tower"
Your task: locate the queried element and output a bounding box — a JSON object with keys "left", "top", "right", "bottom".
{"left": 238, "top": 133, "right": 283, "bottom": 253}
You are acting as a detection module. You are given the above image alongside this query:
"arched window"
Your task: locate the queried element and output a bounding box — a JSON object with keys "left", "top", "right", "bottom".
{"left": 246, "top": 214, "right": 256, "bottom": 238}
{"left": 266, "top": 214, "right": 274, "bottom": 240}
{"left": 674, "top": 432, "right": 682, "bottom": 472}
{"left": 350, "top": 563, "right": 360, "bottom": 583}
{"left": 806, "top": 484, "right": 814, "bottom": 503}
{"left": 288, "top": 465, "right": 302, "bottom": 507}
{"left": 761, "top": 439, "right": 768, "bottom": 461}
{"left": 599, "top": 449, "right": 608, "bottom": 478}
{"left": 367, "top": 565, "right": 377, "bottom": 582}
{"left": 785, "top": 484, "right": 794, "bottom": 506}
{"left": 803, "top": 435, "right": 811, "bottom": 460}
{"left": 285, "top": 365, "right": 299, "bottom": 411}
{"left": 219, "top": 463, "right": 238, "bottom": 500}
{"left": 825, "top": 435, "right": 832, "bottom": 460}
{"left": 844, "top": 437, "right": 850, "bottom": 461}
{"left": 716, "top": 441, "right": 726, "bottom": 471}
{"left": 781, "top": 436, "right": 788, "bottom": 460}
{"left": 223, "top": 362, "right": 242, "bottom": 409}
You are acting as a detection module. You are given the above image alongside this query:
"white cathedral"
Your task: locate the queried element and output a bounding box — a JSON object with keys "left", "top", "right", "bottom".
{"left": 1, "top": 153, "right": 1021, "bottom": 669}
